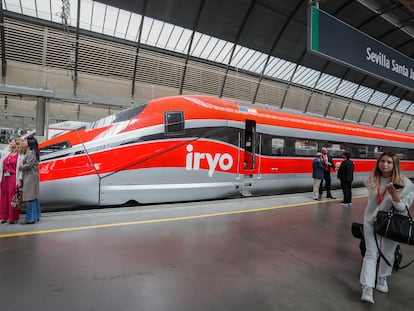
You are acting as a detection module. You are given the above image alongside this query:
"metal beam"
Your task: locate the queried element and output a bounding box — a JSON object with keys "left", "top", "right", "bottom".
{"left": 131, "top": 0, "right": 148, "bottom": 98}
{"left": 252, "top": 0, "right": 304, "bottom": 104}
{"left": 219, "top": 0, "right": 257, "bottom": 98}
{"left": 73, "top": 0, "right": 81, "bottom": 96}
{"left": 179, "top": 0, "right": 206, "bottom": 95}
{"left": 0, "top": 84, "right": 54, "bottom": 97}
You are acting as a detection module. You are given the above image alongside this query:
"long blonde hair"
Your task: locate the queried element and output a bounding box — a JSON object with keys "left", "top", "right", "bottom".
{"left": 15, "top": 138, "right": 25, "bottom": 155}
{"left": 367, "top": 152, "right": 404, "bottom": 188}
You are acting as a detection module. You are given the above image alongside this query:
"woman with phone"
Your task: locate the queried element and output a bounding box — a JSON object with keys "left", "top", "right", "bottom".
{"left": 359, "top": 152, "right": 414, "bottom": 303}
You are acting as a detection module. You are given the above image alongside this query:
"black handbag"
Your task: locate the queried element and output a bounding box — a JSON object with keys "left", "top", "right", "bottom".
{"left": 351, "top": 222, "right": 403, "bottom": 269}
{"left": 374, "top": 206, "right": 414, "bottom": 245}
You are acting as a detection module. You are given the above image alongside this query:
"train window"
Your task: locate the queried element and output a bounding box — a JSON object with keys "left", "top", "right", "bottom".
{"left": 199, "top": 127, "right": 239, "bottom": 146}
{"left": 271, "top": 138, "right": 284, "bottom": 155}
{"left": 370, "top": 146, "right": 407, "bottom": 160}
{"left": 39, "top": 141, "right": 72, "bottom": 156}
{"left": 351, "top": 145, "right": 368, "bottom": 159}
{"left": 406, "top": 149, "right": 414, "bottom": 160}
{"left": 164, "top": 111, "right": 184, "bottom": 134}
{"left": 260, "top": 134, "right": 284, "bottom": 156}
{"left": 88, "top": 103, "right": 148, "bottom": 129}
{"left": 373, "top": 146, "right": 385, "bottom": 158}
{"left": 395, "top": 150, "right": 405, "bottom": 160}
{"left": 295, "top": 139, "right": 318, "bottom": 156}
{"left": 326, "top": 143, "right": 345, "bottom": 158}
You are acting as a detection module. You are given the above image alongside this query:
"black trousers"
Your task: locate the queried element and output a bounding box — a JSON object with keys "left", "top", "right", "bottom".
{"left": 340, "top": 181, "right": 352, "bottom": 203}
{"left": 319, "top": 170, "right": 332, "bottom": 197}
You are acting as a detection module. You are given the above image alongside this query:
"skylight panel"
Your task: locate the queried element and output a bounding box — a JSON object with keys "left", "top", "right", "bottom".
{"left": 90, "top": 2, "right": 106, "bottom": 33}
{"left": 114, "top": 10, "right": 131, "bottom": 39}
{"left": 228, "top": 46, "right": 244, "bottom": 66}
{"left": 3, "top": 0, "right": 21, "bottom": 13}
{"left": 124, "top": 13, "right": 141, "bottom": 42}
{"left": 171, "top": 28, "right": 191, "bottom": 53}
{"left": 231, "top": 46, "right": 252, "bottom": 68}
{"left": 50, "top": 0, "right": 64, "bottom": 23}
{"left": 395, "top": 99, "right": 410, "bottom": 112}
{"left": 264, "top": 57, "right": 282, "bottom": 76}
{"left": 368, "top": 90, "right": 388, "bottom": 105}
{"left": 36, "top": 0, "right": 52, "bottom": 20}
{"left": 354, "top": 85, "right": 374, "bottom": 102}
{"left": 404, "top": 101, "right": 414, "bottom": 114}
{"left": 69, "top": 0, "right": 78, "bottom": 27}
{"left": 210, "top": 40, "right": 233, "bottom": 64}
{"left": 102, "top": 6, "right": 119, "bottom": 36}
{"left": 140, "top": 18, "right": 156, "bottom": 45}
{"left": 155, "top": 22, "right": 174, "bottom": 49}
{"left": 270, "top": 59, "right": 296, "bottom": 80}
{"left": 383, "top": 95, "right": 400, "bottom": 109}
{"left": 20, "top": 0, "right": 36, "bottom": 17}
{"left": 240, "top": 50, "right": 262, "bottom": 72}
{"left": 292, "top": 66, "right": 319, "bottom": 87}
{"left": 249, "top": 53, "right": 267, "bottom": 73}
{"left": 79, "top": 0, "right": 93, "bottom": 29}
{"left": 335, "top": 80, "right": 358, "bottom": 98}
{"left": 315, "top": 73, "right": 340, "bottom": 93}
{"left": 195, "top": 35, "right": 214, "bottom": 59}
{"left": 188, "top": 33, "right": 207, "bottom": 57}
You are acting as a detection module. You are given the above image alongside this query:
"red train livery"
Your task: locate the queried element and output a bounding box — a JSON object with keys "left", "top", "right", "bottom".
{"left": 37, "top": 95, "right": 414, "bottom": 209}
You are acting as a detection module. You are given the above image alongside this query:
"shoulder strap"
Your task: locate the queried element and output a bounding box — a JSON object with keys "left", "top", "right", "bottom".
{"left": 374, "top": 229, "right": 414, "bottom": 270}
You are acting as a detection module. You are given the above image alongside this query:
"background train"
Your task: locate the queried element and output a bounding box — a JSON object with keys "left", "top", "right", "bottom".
{"left": 36, "top": 95, "right": 414, "bottom": 210}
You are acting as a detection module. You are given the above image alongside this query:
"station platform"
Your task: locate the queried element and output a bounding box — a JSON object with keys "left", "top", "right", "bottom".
{"left": 1, "top": 188, "right": 413, "bottom": 310}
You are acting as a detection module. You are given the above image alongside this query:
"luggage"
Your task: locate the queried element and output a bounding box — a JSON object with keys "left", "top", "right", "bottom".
{"left": 351, "top": 222, "right": 403, "bottom": 270}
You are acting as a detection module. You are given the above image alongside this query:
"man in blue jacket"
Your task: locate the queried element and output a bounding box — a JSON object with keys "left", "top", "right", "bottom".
{"left": 312, "top": 152, "right": 325, "bottom": 200}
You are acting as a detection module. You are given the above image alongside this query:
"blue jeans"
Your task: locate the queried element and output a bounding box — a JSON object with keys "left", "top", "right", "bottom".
{"left": 25, "top": 199, "right": 41, "bottom": 223}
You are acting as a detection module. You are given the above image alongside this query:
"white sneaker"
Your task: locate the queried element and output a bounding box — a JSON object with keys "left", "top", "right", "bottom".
{"left": 376, "top": 277, "right": 388, "bottom": 293}
{"left": 361, "top": 285, "right": 374, "bottom": 303}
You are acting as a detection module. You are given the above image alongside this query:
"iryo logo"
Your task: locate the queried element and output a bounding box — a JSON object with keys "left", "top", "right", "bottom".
{"left": 185, "top": 144, "right": 233, "bottom": 177}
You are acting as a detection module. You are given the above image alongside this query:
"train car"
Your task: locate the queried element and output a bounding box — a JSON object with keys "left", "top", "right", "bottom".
{"left": 37, "top": 95, "right": 414, "bottom": 209}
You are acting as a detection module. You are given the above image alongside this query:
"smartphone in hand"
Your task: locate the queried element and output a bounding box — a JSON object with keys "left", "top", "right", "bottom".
{"left": 393, "top": 183, "right": 404, "bottom": 189}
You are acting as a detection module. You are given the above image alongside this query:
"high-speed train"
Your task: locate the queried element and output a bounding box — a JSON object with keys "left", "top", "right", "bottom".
{"left": 37, "top": 95, "right": 414, "bottom": 209}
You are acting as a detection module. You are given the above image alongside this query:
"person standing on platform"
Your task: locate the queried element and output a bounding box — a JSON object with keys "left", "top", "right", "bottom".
{"left": 319, "top": 147, "right": 336, "bottom": 199}
{"left": 312, "top": 152, "right": 324, "bottom": 200}
{"left": 0, "top": 138, "right": 24, "bottom": 224}
{"left": 359, "top": 152, "right": 414, "bottom": 304}
{"left": 18, "top": 137, "right": 41, "bottom": 224}
{"left": 337, "top": 151, "right": 354, "bottom": 207}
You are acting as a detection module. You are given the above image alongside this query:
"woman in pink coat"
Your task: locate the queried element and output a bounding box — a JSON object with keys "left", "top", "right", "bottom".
{"left": 0, "top": 138, "right": 24, "bottom": 224}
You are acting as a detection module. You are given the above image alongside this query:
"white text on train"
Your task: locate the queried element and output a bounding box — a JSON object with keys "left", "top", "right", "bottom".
{"left": 185, "top": 144, "right": 233, "bottom": 177}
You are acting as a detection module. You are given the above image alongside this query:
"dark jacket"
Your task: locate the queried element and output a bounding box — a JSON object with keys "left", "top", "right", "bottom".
{"left": 312, "top": 157, "right": 325, "bottom": 180}
{"left": 337, "top": 159, "right": 354, "bottom": 183}
{"left": 322, "top": 154, "right": 335, "bottom": 172}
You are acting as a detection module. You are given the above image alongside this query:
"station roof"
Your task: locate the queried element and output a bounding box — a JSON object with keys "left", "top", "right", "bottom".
{"left": 96, "top": 0, "right": 414, "bottom": 103}
{"left": 2, "top": 0, "right": 414, "bottom": 117}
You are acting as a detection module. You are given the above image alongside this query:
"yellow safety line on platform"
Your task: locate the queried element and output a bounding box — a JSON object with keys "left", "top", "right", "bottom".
{"left": 0, "top": 195, "right": 367, "bottom": 238}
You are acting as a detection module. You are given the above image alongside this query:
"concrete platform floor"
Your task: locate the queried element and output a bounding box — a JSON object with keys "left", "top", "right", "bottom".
{"left": 0, "top": 188, "right": 413, "bottom": 311}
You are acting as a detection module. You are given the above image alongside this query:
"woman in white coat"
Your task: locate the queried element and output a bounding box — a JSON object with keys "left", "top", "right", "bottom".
{"left": 360, "top": 151, "right": 414, "bottom": 303}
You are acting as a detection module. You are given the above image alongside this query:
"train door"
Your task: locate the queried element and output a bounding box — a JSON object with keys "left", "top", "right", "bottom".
{"left": 240, "top": 120, "right": 257, "bottom": 196}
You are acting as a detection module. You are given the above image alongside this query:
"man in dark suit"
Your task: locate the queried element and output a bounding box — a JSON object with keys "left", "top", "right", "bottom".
{"left": 337, "top": 151, "right": 354, "bottom": 207}
{"left": 319, "top": 147, "right": 336, "bottom": 199}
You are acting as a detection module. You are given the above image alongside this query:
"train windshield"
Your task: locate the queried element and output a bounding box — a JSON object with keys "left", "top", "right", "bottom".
{"left": 87, "top": 103, "right": 148, "bottom": 129}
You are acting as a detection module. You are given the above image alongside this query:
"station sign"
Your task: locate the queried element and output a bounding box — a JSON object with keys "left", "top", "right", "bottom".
{"left": 308, "top": 6, "right": 414, "bottom": 92}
